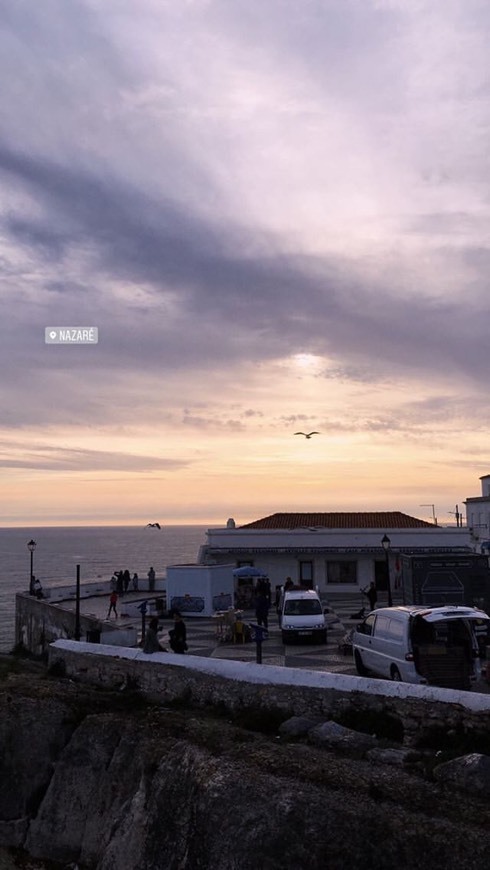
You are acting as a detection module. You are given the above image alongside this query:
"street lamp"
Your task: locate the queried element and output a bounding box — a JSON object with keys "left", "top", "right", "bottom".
{"left": 27, "top": 539, "right": 37, "bottom": 593}
{"left": 381, "top": 534, "right": 393, "bottom": 607}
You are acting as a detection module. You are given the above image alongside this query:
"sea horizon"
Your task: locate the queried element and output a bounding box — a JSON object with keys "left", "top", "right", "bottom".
{"left": 0, "top": 522, "right": 217, "bottom": 530}
{"left": 0, "top": 525, "right": 210, "bottom": 651}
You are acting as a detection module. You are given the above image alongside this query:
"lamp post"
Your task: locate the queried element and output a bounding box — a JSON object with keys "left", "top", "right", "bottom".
{"left": 381, "top": 534, "right": 393, "bottom": 607}
{"left": 27, "top": 539, "right": 37, "bottom": 593}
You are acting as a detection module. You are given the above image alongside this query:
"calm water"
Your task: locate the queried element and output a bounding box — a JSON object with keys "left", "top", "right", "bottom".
{"left": 0, "top": 525, "right": 208, "bottom": 651}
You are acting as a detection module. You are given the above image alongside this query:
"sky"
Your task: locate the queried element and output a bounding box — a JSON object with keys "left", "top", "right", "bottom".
{"left": 1, "top": 0, "right": 490, "bottom": 527}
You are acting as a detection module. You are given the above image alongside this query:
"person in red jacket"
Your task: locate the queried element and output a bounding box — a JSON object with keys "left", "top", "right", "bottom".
{"left": 107, "top": 590, "right": 118, "bottom": 619}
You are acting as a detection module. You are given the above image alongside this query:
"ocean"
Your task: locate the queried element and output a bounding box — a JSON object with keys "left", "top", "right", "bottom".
{"left": 0, "top": 525, "right": 208, "bottom": 652}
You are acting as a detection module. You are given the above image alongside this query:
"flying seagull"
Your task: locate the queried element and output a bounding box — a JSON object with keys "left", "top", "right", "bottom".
{"left": 146, "top": 522, "right": 161, "bottom": 529}
{"left": 294, "top": 431, "right": 320, "bottom": 439}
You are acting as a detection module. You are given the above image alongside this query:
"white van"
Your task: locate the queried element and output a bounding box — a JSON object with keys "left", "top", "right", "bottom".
{"left": 279, "top": 588, "right": 327, "bottom": 644}
{"left": 352, "top": 605, "right": 489, "bottom": 689}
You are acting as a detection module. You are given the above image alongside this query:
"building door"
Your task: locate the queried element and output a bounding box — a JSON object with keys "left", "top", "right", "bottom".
{"left": 374, "top": 559, "right": 388, "bottom": 591}
{"left": 299, "top": 561, "right": 313, "bottom": 589}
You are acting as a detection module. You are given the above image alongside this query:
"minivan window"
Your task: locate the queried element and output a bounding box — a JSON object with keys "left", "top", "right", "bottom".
{"left": 387, "top": 618, "right": 404, "bottom": 640}
{"left": 360, "top": 613, "right": 376, "bottom": 636}
{"left": 284, "top": 599, "right": 322, "bottom": 616}
{"left": 375, "top": 614, "right": 404, "bottom": 641}
{"left": 374, "top": 614, "right": 391, "bottom": 636}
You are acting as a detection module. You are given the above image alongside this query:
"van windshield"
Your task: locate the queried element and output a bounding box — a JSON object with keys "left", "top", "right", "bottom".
{"left": 284, "top": 599, "right": 322, "bottom": 616}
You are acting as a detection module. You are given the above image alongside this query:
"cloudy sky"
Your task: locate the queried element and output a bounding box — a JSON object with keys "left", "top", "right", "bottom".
{"left": 1, "top": 0, "right": 489, "bottom": 526}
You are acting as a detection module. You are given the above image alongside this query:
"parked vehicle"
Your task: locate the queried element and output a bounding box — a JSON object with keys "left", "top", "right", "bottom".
{"left": 352, "top": 605, "right": 490, "bottom": 689}
{"left": 278, "top": 588, "right": 327, "bottom": 644}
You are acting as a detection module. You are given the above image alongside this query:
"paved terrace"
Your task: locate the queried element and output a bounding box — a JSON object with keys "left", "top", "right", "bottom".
{"left": 51, "top": 587, "right": 490, "bottom": 693}
{"left": 57, "top": 589, "right": 359, "bottom": 676}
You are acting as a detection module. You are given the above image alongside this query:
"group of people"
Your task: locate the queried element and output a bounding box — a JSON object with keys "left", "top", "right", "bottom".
{"left": 107, "top": 565, "right": 157, "bottom": 619}
{"left": 110, "top": 569, "right": 139, "bottom": 595}
{"left": 143, "top": 611, "right": 187, "bottom": 655}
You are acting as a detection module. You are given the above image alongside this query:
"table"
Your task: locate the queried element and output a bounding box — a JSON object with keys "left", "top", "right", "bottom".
{"left": 212, "top": 609, "right": 245, "bottom": 640}
{"left": 212, "top": 612, "right": 227, "bottom": 638}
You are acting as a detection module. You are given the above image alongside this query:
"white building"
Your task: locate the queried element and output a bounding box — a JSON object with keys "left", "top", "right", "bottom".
{"left": 465, "top": 475, "right": 490, "bottom": 551}
{"left": 198, "top": 511, "right": 471, "bottom": 600}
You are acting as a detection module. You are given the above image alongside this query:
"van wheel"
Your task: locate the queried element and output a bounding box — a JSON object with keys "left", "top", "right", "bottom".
{"left": 354, "top": 651, "right": 368, "bottom": 676}
{"left": 391, "top": 666, "right": 402, "bottom": 682}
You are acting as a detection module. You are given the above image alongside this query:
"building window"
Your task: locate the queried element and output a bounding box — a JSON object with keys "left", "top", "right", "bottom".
{"left": 327, "top": 561, "right": 357, "bottom": 584}
{"left": 299, "top": 561, "right": 313, "bottom": 587}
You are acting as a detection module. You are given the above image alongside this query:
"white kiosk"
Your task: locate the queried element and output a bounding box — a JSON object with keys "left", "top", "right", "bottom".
{"left": 165, "top": 564, "right": 236, "bottom": 617}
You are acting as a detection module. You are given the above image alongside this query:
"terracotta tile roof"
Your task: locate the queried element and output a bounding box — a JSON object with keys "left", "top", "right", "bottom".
{"left": 240, "top": 512, "right": 435, "bottom": 530}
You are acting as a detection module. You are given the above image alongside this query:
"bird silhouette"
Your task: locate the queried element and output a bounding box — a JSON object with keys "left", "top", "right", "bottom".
{"left": 146, "top": 522, "right": 161, "bottom": 529}
{"left": 294, "top": 431, "right": 320, "bottom": 439}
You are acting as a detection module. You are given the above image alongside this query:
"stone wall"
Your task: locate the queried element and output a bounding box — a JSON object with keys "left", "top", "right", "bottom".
{"left": 48, "top": 640, "right": 490, "bottom": 747}
{"left": 15, "top": 595, "right": 137, "bottom": 656}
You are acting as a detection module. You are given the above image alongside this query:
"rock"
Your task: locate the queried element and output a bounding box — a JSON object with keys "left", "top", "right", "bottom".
{"left": 308, "top": 720, "right": 378, "bottom": 756}
{"left": 278, "top": 715, "right": 323, "bottom": 738}
{"left": 0, "top": 693, "right": 75, "bottom": 823}
{"left": 366, "top": 748, "right": 421, "bottom": 767}
{"left": 5, "top": 669, "right": 490, "bottom": 868}
{"left": 433, "top": 753, "right": 490, "bottom": 794}
{"left": 0, "top": 816, "right": 29, "bottom": 848}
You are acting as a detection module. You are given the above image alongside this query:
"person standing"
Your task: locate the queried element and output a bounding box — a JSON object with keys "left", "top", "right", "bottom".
{"left": 263, "top": 577, "right": 272, "bottom": 607}
{"left": 107, "top": 590, "right": 118, "bottom": 619}
{"left": 169, "top": 611, "right": 187, "bottom": 653}
{"left": 116, "top": 571, "right": 124, "bottom": 595}
{"left": 143, "top": 617, "right": 165, "bottom": 653}
{"left": 123, "top": 569, "right": 131, "bottom": 593}
{"left": 148, "top": 566, "right": 156, "bottom": 591}
{"left": 132, "top": 572, "right": 139, "bottom": 591}
{"left": 255, "top": 589, "right": 269, "bottom": 630}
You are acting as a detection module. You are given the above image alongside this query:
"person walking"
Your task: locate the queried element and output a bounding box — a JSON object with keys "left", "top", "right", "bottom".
{"left": 107, "top": 590, "right": 118, "bottom": 619}
{"left": 169, "top": 611, "right": 187, "bottom": 654}
{"left": 363, "top": 582, "right": 377, "bottom": 611}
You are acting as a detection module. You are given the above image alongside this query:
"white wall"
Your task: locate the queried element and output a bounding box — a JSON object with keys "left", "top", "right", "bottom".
{"left": 166, "top": 564, "right": 236, "bottom": 616}
{"left": 201, "top": 526, "right": 471, "bottom": 593}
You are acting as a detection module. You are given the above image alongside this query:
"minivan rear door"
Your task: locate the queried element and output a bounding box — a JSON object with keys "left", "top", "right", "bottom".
{"left": 419, "top": 607, "right": 490, "bottom": 623}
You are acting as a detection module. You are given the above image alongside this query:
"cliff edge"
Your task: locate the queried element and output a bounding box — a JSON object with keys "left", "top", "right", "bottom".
{"left": 1, "top": 657, "right": 490, "bottom": 870}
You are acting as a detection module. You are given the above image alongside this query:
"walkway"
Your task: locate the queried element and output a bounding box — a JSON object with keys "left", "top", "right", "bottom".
{"left": 59, "top": 590, "right": 357, "bottom": 676}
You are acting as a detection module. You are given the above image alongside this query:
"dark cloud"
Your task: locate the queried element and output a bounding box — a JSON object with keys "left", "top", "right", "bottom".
{"left": 0, "top": 443, "right": 188, "bottom": 472}
{"left": 0, "top": 0, "right": 489, "bottom": 441}
{"left": 1, "top": 140, "right": 488, "bottom": 388}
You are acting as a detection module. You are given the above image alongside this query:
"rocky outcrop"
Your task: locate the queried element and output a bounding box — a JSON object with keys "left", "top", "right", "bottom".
{"left": 3, "top": 665, "right": 490, "bottom": 869}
